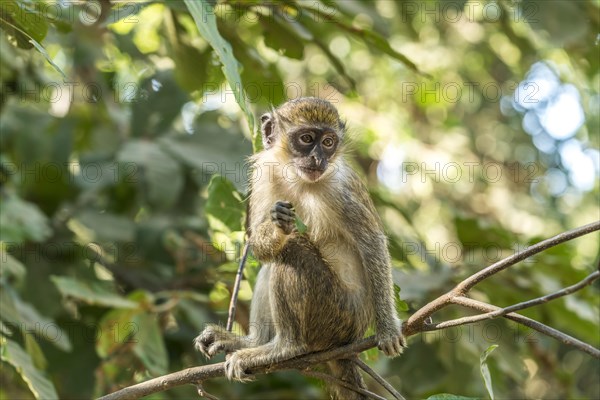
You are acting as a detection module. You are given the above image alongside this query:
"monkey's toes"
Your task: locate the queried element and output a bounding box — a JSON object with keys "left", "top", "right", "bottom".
{"left": 224, "top": 353, "right": 254, "bottom": 382}
{"left": 377, "top": 334, "right": 406, "bottom": 358}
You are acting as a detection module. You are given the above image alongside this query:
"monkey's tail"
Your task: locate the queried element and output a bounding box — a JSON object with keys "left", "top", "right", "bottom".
{"left": 326, "top": 358, "right": 368, "bottom": 400}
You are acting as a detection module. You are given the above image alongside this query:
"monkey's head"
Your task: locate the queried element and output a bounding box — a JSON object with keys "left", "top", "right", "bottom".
{"left": 260, "top": 97, "right": 346, "bottom": 183}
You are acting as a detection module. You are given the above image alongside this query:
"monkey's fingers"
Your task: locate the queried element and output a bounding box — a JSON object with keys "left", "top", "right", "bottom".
{"left": 193, "top": 335, "right": 213, "bottom": 359}
{"left": 274, "top": 200, "right": 294, "bottom": 210}
{"left": 273, "top": 201, "right": 295, "bottom": 215}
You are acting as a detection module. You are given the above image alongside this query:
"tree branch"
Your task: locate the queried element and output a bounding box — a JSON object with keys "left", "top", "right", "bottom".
{"left": 427, "top": 270, "right": 600, "bottom": 330}
{"left": 404, "top": 220, "right": 600, "bottom": 334}
{"left": 450, "top": 296, "right": 600, "bottom": 359}
{"left": 98, "top": 221, "right": 600, "bottom": 400}
{"left": 300, "top": 369, "right": 386, "bottom": 400}
{"left": 354, "top": 357, "right": 406, "bottom": 400}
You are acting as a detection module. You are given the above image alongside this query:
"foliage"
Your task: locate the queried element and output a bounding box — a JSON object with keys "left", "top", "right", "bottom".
{"left": 0, "top": 1, "right": 598, "bottom": 399}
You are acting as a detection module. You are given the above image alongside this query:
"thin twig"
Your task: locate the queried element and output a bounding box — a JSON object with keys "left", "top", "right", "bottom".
{"left": 428, "top": 270, "right": 600, "bottom": 330}
{"left": 195, "top": 383, "right": 220, "bottom": 400}
{"left": 353, "top": 358, "right": 406, "bottom": 400}
{"left": 300, "top": 369, "right": 387, "bottom": 400}
{"left": 226, "top": 241, "right": 250, "bottom": 331}
{"left": 451, "top": 296, "right": 600, "bottom": 359}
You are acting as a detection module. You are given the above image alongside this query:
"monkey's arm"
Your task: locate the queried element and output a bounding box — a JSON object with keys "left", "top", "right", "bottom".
{"left": 250, "top": 200, "right": 295, "bottom": 262}
{"left": 343, "top": 176, "right": 406, "bottom": 357}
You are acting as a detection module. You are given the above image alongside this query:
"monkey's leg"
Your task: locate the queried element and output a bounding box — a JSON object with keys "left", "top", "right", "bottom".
{"left": 327, "top": 358, "right": 368, "bottom": 400}
{"left": 195, "top": 266, "right": 274, "bottom": 359}
{"left": 224, "top": 340, "right": 306, "bottom": 381}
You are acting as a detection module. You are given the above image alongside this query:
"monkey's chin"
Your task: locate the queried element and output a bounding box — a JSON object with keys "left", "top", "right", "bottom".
{"left": 297, "top": 167, "right": 325, "bottom": 182}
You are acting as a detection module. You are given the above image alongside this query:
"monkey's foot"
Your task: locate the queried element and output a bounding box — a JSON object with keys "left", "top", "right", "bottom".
{"left": 224, "top": 351, "right": 255, "bottom": 382}
{"left": 194, "top": 325, "right": 240, "bottom": 359}
{"left": 377, "top": 331, "right": 407, "bottom": 357}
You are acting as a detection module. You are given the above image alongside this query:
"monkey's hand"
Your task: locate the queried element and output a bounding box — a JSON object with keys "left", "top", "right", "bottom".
{"left": 271, "top": 200, "right": 295, "bottom": 235}
{"left": 376, "top": 317, "right": 407, "bottom": 357}
{"left": 194, "top": 325, "right": 245, "bottom": 359}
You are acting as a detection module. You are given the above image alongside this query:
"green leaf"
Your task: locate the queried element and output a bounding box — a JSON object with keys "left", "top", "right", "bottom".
{"left": 73, "top": 211, "right": 136, "bottom": 243}
{"left": 0, "top": 249, "right": 26, "bottom": 280}
{"left": 96, "top": 308, "right": 141, "bottom": 358}
{"left": 294, "top": 216, "right": 308, "bottom": 235}
{"left": 132, "top": 313, "right": 168, "bottom": 375}
{"left": 261, "top": 16, "right": 304, "bottom": 60}
{"left": 0, "top": 1, "right": 48, "bottom": 46}
{"left": 393, "top": 284, "right": 409, "bottom": 312}
{"left": 24, "top": 334, "right": 47, "bottom": 370}
{"left": 51, "top": 276, "right": 138, "bottom": 309}
{"left": 0, "top": 194, "right": 52, "bottom": 243}
{"left": 0, "top": 337, "right": 59, "bottom": 400}
{"left": 205, "top": 175, "right": 245, "bottom": 233}
{"left": 296, "top": 3, "right": 423, "bottom": 75}
{"left": 28, "top": 38, "right": 67, "bottom": 79}
{"left": 480, "top": 344, "right": 499, "bottom": 400}
{"left": 117, "top": 140, "right": 184, "bottom": 209}
{"left": 183, "top": 0, "right": 256, "bottom": 147}
{"left": 427, "top": 395, "right": 479, "bottom": 400}
{"left": 0, "top": 285, "right": 72, "bottom": 352}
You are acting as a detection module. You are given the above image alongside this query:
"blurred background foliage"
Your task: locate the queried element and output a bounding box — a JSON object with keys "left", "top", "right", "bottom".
{"left": 0, "top": 0, "right": 598, "bottom": 399}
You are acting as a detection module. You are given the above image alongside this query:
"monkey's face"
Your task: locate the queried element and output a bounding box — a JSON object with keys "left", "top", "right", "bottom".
{"left": 288, "top": 127, "right": 339, "bottom": 182}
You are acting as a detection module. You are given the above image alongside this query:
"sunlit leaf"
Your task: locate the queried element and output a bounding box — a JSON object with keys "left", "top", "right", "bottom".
{"left": 480, "top": 344, "right": 499, "bottom": 400}
{"left": 51, "top": 276, "right": 138, "bottom": 309}
{"left": 132, "top": 313, "right": 168, "bottom": 375}
{"left": 184, "top": 0, "right": 257, "bottom": 147}
{"left": 0, "top": 337, "right": 58, "bottom": 400}
{"left": 205, "top": 175, "right": 245, "bottom": 233}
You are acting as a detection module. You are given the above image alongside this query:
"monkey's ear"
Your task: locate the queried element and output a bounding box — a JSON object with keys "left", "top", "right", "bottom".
{"left": 261, "top": 113, "right": 276, "bottom": 149}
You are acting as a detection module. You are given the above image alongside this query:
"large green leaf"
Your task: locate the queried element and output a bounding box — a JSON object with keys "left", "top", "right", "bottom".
{"left": 132, "top": 313, "right": 168, "bottom": 376}
{"left": 0, "top": 0, "right": 48, "bottom": 47}
{"left": 96, "top": 308, "right": 141, "bottom": 358}
{"left": 205, "top": 175, "right": 245, "bottom": 233}
{"left": 116, "top": 140, "right": 184, "bottom": 209}
{"left": 51, "top": 276, "right": 138, "bottom": 309}
{"left": 183, "top": 0, "right": 257, "bottom": 147}
{"left": 0, "top": 285, "right": 72, "bottom": 352}
{"left": 73, "top": 211, "right": 136, "bottom": 243}
{"left": 0, "top": 337, "right": 58, "bottom": 400}
{"left": 0, "top": 194, "right": 52, "bottom": 243}
{"left": 0, "top": 249, "right": 25, "bottom": 280}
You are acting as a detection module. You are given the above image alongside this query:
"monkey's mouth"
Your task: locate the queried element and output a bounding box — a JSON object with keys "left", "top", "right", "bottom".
{"left": 298, "top": 166, "right": 326, "bottom": 182}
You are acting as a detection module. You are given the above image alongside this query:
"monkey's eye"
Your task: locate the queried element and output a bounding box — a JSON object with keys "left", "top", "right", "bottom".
{"left": 300, "top": 134, "right": 314, "bottom": 144}
{"left": 322, "top": 137, "right": 335, "bottom": 148}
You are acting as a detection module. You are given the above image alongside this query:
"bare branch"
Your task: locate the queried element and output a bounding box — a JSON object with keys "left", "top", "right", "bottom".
{"left": 196, "top": 383, "right": 220, "bottom": 400}
{"left": 300, "top": 369, "right": 386, "bottom": 400}
{"left": 455, "top": 220, "right": 600, "bottom": 294}
{"left": 404, "top": 220, "right": 600, "bottom": 334}
{"left": 354, "top": 358, "right": 406, "bottom": 400}
{"left": 226, "top": 242, "right": 250, "bottom": 331}
{"left": 451, "top": 296, "right": 600, "bottom": 359}
{"left": 428, "top": 270, "right": 600, "bottom": 330}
